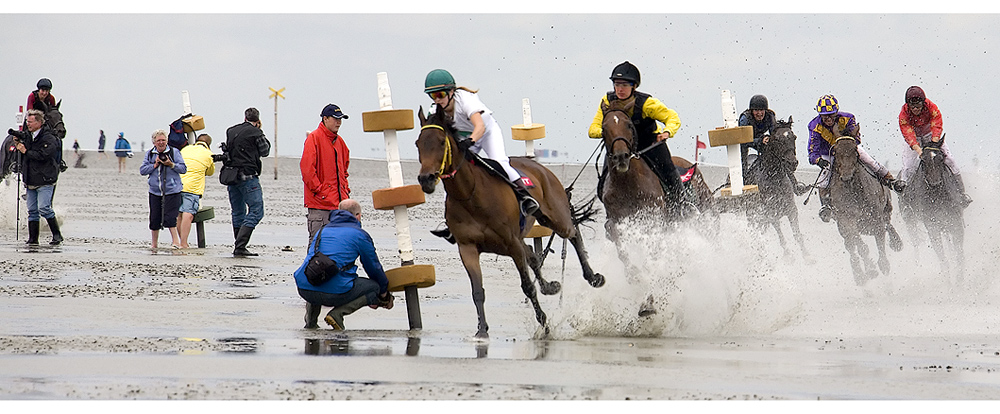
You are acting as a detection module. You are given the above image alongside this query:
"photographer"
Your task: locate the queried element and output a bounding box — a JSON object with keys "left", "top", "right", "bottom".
{"left": 293, "top": 199, "right": 393, "bottom": 330}
{"left": 223, "top": 107, "right": 270, "bottom": 257}
{"left": 176, "top": 134, "right": 216, "bottom": 248}
{"left": 10, "top": 109, "right": 63, "bottom": 246}
{"left": 139, "top": 129, "right": 186, "bottom": 250}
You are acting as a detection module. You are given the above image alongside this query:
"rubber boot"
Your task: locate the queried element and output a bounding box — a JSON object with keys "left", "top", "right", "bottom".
{"left": 324, "top": 296, "right": 369, "bottom": 330}
{"left": 26, "top": 220, "right": 40, "bottom": 246}
{"left": 512, "top": 179, "right": 540, "bottom": 217}
{"left": 304, "top": 302, "right": 322, "bottom": 329}
{"left": 818, "top": 187, "right": 833, "bottom": 223}
{"left": 46, "top": 217, "right": 63, "bottom": 245}
{"left": 233, "top": 226, "right": 240, "bottom": 240}
{"left": 233, "top": 226, "right": 258, "bottom": 256}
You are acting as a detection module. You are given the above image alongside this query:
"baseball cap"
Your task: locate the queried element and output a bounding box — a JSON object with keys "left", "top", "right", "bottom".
{"left": 321, "top": 104, "right": 349, "bottom": 119}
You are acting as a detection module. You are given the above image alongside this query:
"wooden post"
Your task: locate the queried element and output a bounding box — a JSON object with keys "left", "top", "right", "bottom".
{"left": 268, "top": 87, "right": 285, "bottom": 180}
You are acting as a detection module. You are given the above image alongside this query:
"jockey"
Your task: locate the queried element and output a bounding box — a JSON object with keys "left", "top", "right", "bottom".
{"left": 588, "top": 61, "right": 686, "bottom": 206}
{"left": 897, "top": 86, "right": 971, "bottom": 207}
{"left": 807, "top": 94, "right": 903, "bottom": 222}
{"left": 737, "top": 94, "right": 776, "bottom": 177}
{"left": 27, "top": 78, "right": 56, "bottom": 112}
{"left": 423, "top": 69, "right": 540, "bottom": 217}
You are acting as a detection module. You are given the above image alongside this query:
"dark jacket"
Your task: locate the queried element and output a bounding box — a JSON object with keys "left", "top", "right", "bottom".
{"left": 21, "top": 125, "right": 60, "bottom": 186}
{"left": 292, "top": 210, "right": 389, "bottom": 295}
{"left": 224, "top": 121, "right": 271, "bottom": 177}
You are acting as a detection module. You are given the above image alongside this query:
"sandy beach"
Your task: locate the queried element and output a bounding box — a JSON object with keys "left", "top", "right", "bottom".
{"left": 3, "top": 150, "right": 1000, "bottom": 401}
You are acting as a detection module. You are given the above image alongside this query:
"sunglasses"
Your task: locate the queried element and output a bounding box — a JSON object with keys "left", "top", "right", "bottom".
{"left": 907, "top": 98, "right": 924, "bottom": 106}
{"left": 428, "top": 91, "right": 449, "bottom": 100}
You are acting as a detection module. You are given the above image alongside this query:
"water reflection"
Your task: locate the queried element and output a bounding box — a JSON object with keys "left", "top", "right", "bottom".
{"left": 302, "top": 336, "right": 490, "bottom": 358}
{"left": 217, "top": 337, "right": 259, "bottom": 353}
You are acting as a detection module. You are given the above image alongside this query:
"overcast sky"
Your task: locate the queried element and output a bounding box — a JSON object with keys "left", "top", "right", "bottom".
{"left": 3, "top": 8, "right": 999, "bottom": 171}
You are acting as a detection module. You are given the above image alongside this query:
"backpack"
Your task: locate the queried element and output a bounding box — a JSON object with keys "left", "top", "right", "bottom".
{"left": 167, "top": 113, "right": 192, "bottom": 150}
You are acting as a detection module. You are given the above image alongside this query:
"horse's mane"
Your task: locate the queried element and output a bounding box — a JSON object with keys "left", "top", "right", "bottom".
{"left": 426, "top": 107, "right": 459, "bottom": 139}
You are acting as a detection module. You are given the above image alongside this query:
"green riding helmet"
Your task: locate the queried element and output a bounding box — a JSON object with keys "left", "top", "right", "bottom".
{"left": 424, "top": 69, "right": 456, "bottom": 93}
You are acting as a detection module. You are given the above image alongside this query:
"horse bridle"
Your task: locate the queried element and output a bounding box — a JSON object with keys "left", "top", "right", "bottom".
{"left": 421, "top": 123, "right": 464, "bottom": 184}
{"left": 603, "top": 108, "right": 644, "bottom": 158}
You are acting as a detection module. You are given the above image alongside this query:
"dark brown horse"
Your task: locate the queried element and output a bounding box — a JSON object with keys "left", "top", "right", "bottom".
{"left": 898, "top": 140, "right": 965, "bottom": 280}
{"left": 829, "top": 137, "right": 902, "bottom": 285}
{"left": 415, "top": 107, "right": 605, "bottom": 339}
{"left": 744, "top": 116, "right": 812, "bottom": 262}
{"left": 598, "top": 98, "right": 712, "bottom": 315}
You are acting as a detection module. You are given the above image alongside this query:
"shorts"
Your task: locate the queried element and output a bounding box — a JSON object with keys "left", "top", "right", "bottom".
{"left": 179, "top": 192, "right": 201, "bottom": 215}
{"left": 149, "top": 192, "right": 182, "bottom": 230}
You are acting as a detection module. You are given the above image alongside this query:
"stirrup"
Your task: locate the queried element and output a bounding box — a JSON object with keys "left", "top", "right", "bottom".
{"left": 520, "top": 196, "right": 540, "bottom": 217}
{"left": 819, "top": 206, "right": 833, "bottom": 223}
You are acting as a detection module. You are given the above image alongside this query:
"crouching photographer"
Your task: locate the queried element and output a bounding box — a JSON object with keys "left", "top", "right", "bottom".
{"left": 292, "top": 199, "right": 394, "bottom": 330}
{"left": 12, "top": 109, "right": 63, "bottom": 246}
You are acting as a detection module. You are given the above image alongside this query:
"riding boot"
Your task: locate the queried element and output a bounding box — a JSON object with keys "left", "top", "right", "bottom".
{"left": 644, "top": 143, "right": 691, "bottom": 214}
{"left": 233, "top": 226, "right": 259, "bottom": 256}
{"left": 818, "top": 187, "right": 833, "bottom": 223}
{"left": 26, "top": 220, "right": 40, "bottom": 246}
{"left": 430, "top": 227, "right": 456, "bottom": 244}
{"left": 304, "top": 302, "right": 322, "bottom": 329}
{"left": 324, "top": 296, "right": 370, "bottom": 330}
{"left": 512, "top": 179, "right": 540, "bottom": 217}
{"left": 955, "top": 174, "right": 973, "bottom": 207}
{"left": 881, "top": 171, "right": 906, "bottom": 193}
{"left": 46, "top": 217, "right": 63, "bottom": 245}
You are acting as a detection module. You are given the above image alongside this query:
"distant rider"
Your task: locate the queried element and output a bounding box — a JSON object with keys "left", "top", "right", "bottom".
{"left": 807, "top": 94, "right": 903, "bottom": 222}
{"left": 897, "top": 85, "right": 971, "bottom": 207}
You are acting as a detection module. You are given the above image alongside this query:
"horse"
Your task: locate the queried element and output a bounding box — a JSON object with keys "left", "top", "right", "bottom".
{"left": 744, "top": 116, "right": 812, "bottom": 262}
{"left": 415, "top": 107, "right": 605, "bottom": 339}
{"left": 598, "top": 98, "right": 713, "bottom": 315}
{"left": 828, "top": 136, "right": 903, "bottom": 285}
{"left": 898, "top": 140, "right": 965, "bottom": 279}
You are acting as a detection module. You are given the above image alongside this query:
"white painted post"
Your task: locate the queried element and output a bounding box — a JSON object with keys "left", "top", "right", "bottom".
{"left": 522, "top": 98, "right": 534, "bottom": 157}
{"left": 376, "top": 72, "right": 415, "bottom": 266}
{"left": 15, "top": 105, "right": 24, "bottom": 129}
{"left": 182, "top": 91, "right": 196, "bottom": 145}
{"left": 721, "top": 90, "right": 744, "bottom": 196}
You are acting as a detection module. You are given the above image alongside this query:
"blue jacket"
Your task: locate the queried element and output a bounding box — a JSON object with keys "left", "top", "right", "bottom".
{"left": 139, "top": 147, "right": 187, "bottom": 195}
{"left": 114, "top": 136, "right": 131, "bottom": 157}
{"left": 293, "top": 210, "right": 389, "bottom": 295}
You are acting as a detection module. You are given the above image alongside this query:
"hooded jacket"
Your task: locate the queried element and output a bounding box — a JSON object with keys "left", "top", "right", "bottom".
{"left": 21, "top": 125, "right": 61, "bottom": 186}
{"left": 301, "top": 122, "right": 351, "bottom": 210}
{"left": 292, "top": 209, "right": 389, "bottom": 295}
{"left": 139, "top": 146, "right": 187, "bottom": 196}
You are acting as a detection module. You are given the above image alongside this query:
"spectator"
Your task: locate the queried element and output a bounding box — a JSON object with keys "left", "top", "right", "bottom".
{"left": 223, "top": 108, "right": 270, "bottom": 256}
{"left": 139, "top": 129, "right": 187, "bottom": 249}
{"left": 98, "top": 130, "right": 107, "bottom": 158}
{"left": 301, "top": 103, "right": 351, "bottom": 243}
{"left": 11, "top": 109, "right": 63, "bottom": 245}
{"left": 293, "top": 199, "right": 394, "bottom": 330}
{"left": 114, "top": 132, "right": 132, "bottom": 173}
{"left": 176, "top": 134, "right": 216, "bottom": 248}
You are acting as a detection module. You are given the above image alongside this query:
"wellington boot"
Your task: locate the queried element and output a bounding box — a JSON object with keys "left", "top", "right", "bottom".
{"left": 324, "top": 296, "right": 369, "bottom": 330}
{"left": 304, "top": 302, "right": 322, "bottom": 329}
{"left": 233, "top": 226, "right": 258, "bottom": 256}
{"left": 46, "top": 217, "right": 63, "bottom": 245}
{"left": 26, "top": 221, "right": 40, "bottom": 246}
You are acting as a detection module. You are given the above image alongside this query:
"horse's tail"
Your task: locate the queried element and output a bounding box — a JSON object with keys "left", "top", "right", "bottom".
{"left": 566, "top": 186, "right": 599, "bottom": 226}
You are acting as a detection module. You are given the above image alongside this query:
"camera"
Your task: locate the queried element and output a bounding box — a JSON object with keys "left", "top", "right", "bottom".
{"left": 7, "top": 128, "right": 31, "bottom": 143}
{"left": 211, "top": 153, "right": 227, "bottom": 163}
{"left": 157, "top": 151, "right": 171, "bottom": 162}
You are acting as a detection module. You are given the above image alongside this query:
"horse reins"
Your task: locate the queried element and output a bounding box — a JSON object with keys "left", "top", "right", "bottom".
{"left": 421, "top": 124, "right": 459, "bottom": 184}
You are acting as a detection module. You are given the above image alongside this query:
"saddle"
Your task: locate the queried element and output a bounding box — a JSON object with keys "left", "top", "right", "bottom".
{"left": 473, "top": 154, "right": 536, "bottom": 190}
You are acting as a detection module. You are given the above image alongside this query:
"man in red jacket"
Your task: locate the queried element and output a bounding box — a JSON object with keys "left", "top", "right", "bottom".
{"left": 301, "top": 104, "right": 351, "bottom": 243}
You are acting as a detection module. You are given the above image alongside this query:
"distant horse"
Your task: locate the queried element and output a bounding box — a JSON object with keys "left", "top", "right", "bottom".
{"left": 898, "top": 140, "right": 965, "bottom": 279}
{"left": 598, "top": 98, "right": 711, "bottom": 315}
{"left": 415, "top": 107, "right": 605, "bottom": 339}
{"left": 744, "top": 116, "right": 812, "bottom": 262}
{"left": 829, "top": 137, "right": 902, "bottom": 284}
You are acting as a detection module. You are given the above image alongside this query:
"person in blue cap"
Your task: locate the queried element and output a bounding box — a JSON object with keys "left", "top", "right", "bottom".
{"left": 301, "top": 104, "right": 352, "bottom": 243}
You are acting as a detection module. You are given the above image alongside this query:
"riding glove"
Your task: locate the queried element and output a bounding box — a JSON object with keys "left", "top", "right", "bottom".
{"left": 816, "top": 159, "right": 830, "bottom": 169}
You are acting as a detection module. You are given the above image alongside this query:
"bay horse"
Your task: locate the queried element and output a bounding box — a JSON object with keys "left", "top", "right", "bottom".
{"left": 598, "top": 98, "right": 712, "bottom": 315}
{"left": 898, "top": 140, "right": 965, "bottom": 279}
{"left": 415, "top": 107, "right": 605, "bottom": 339}
{"left": 829, "top": 137, "right": 902, "bottom": 285}
{"left": 744, "top": 116, "right": 812, "bottom": 262}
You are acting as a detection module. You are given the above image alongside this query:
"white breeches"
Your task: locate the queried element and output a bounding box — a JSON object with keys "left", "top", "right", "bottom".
{"left": 899, "top": 133, "right": 961, "bottom": 182}
{"left": 470, "top": 117, "right": 520, "bottom": 183}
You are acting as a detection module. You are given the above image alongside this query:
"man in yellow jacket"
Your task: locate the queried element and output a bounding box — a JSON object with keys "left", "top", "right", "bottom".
{"left": 177, "top": 134, "right": 217, "bottom": 248}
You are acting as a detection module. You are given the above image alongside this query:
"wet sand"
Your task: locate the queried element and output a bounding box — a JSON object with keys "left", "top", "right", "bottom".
{"left": 3, "top": 151, "right": 1000, "bottom": 400}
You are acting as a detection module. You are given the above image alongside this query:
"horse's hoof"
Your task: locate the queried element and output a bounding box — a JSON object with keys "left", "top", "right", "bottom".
{"left": 539, "top": 281, "right": 561, "bottom": 295}
{"left": 638, "top": 307, "right": 657, "bottom": 317}
{"left": 475, "top": 330, "right": 489, "bottom": 339}
{"left": 589, "top": 273, "right": 606, "bottom": 288}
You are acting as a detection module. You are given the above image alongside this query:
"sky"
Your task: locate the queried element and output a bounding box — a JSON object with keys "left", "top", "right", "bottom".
{"left": 3, "top": 5, "right": 999, "bottom": 172}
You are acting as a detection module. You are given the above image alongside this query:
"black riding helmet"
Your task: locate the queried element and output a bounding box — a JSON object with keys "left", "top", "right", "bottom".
{"left": 749, "top": 94, "right": 768, "bottom": 110}
{"left": 610, "top": 61, "right": 640, "bottom": 88}
{"left": 37, "top": 78, "right": 52, "bottom": 90}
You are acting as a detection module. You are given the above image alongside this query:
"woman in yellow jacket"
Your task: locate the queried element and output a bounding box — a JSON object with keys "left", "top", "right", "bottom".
{"left": 589, "top": 61, "right": 684, "bottom": 204}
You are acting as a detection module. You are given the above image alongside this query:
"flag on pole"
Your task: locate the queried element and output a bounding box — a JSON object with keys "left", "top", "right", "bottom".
{"left": 694, "top": 135, "right": 706, "bottom": 161}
